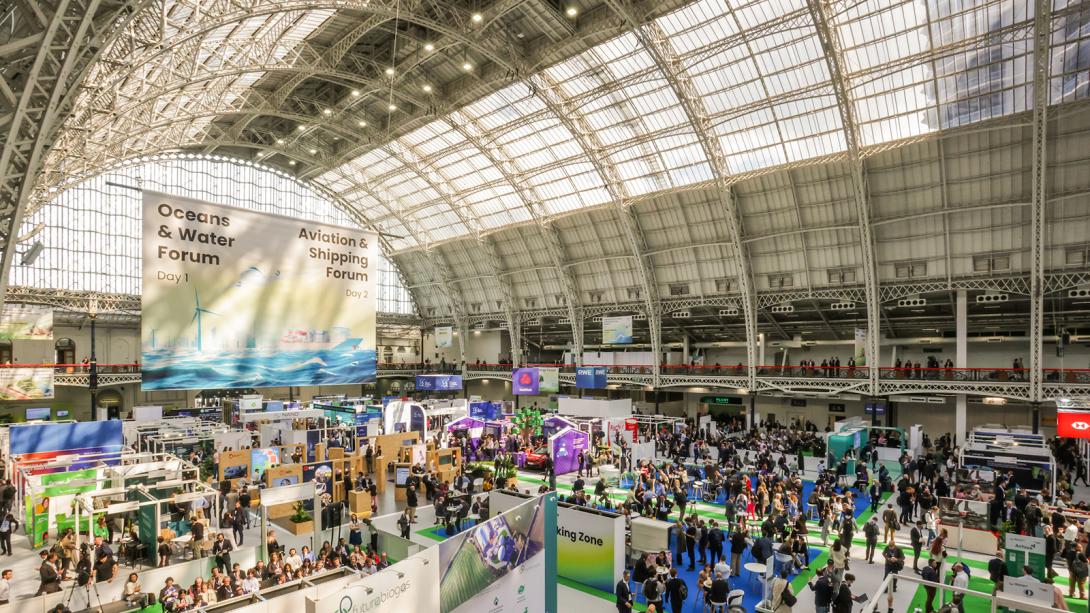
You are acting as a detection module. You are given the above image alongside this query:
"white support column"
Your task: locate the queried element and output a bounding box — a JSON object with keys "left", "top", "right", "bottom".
{"left": 682, "top": 335, "right": 690, "bottom": 365}
{"left": 956, "top": 290, "right": 968, "bottom": 445}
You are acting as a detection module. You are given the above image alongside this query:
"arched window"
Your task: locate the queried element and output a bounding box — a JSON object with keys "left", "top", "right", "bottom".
{"left": 55, "top": 338, "right": 75, "bottom": 364}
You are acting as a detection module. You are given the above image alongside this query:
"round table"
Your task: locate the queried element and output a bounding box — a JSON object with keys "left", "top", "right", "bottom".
{"left": 743, "top": 562, "right": 767, "bottom": 591}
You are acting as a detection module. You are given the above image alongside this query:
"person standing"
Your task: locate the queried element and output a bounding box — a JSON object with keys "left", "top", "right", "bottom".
{"left": 770, "top": 569, "right": 796, "bottom": 612}
{"left": 729, "top": 524, "right": 747, "bottom": 577}
{"left": 231, "top": 507, "right": 245, "bottom": 545}
{"left": 808, "top": 564, "right": 835, "bottom": 613}
{"left": 882, "top": 504, "right": 899, "bottom": 544}
{"left": 397, "top": 509, "right": 411, "bottom": 539}
{"left": 832, "top": 573, "right": 863, "bottom": 613}
{"left": 664, "top": 567, "right": 687, "bottom": 613}
{"left": 0, "top": 569, "right": 11, "bottom": 605}
{"left": 0, "top": 513, "right": 16, "bottom": 556}
{"left": 212, "top": 533, "right": 233, "bottom": 574}
{"left": 921, "top": 558, "right": 940, "bottom": 613}
{"left": 864, "top": 516, "right": 880, "bottom": 564}
{"left": 406, "top": 485, "right": 419, "bottom": 523}
{"left": 910, "top": 520, "right": 925, "bottom": 573}
{"left": 615, "top": 569, "right": 632, "bottom": 613}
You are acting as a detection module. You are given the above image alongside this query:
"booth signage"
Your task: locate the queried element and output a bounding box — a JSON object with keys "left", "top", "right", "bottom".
{"left": 415, "top": 374, "right": 463, "bottom": 391}
{"left": 700, "top": 396, "right": 742, "bottom": 406}
{"left": 1005, "top": 534, "right": 1047, "bottom": 579}
{"left": 575, "top": 366, "right": 607, "bottom": 389}
{"left": 512, "top": 367, "right": 540, "bottom": 395}
{"left": 556, "top": 505, "right": 626, "bottom": 594}
{"left": 790, "top": 398, "right": 807, "bottom": 407}
{"left": 865, "top": 402, "right": 886, "bottom": 415}
{"left": 1057, "top": 410, "right": 1090, "bottom": 438}
{"left": 828, "top": 403, "right": 846, "bottom": 413}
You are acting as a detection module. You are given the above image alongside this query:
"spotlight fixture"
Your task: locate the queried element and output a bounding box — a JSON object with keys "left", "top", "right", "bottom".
{"left": 358, "top": 120, "right": 368, "bottom": 127}
{"left": 462, "top": 62, "right": 473, "bottom": 71}
{"left": 296, "top": 125, "right": 306, "bottom": 131}
{"left": 309, "top": 148, "right": 317, "bottom": 155}
{"left": 423, "top": 84, "right": 432, "bottom": 93}
{"left": 385, "top": 67, "right": 395, "bottom": 76}
{"left": 351, "top": 89, "right": 360, "bottom": 96}
{"left": 322, "top": 108, "right": 332, "bottom": 115}
{"left": 276, "top": 138, "right": 284, "bottom": 145}
{"left": 471, "top": 12, "right": 482, "bottom": 22}
{"left": 288, "top": 160, "right": 296, "bottom": 166}
{"left": 424, "top": 43, "right": 434, "bottom": 52}
{"left": 388, "top": 104, "right": 397, "bottom": 111}
{"left": 566, "top": 6, "right": 577, "bottom": 16}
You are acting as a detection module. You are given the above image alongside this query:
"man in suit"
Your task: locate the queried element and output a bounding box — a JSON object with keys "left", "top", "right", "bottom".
{"left": 921, "top": 558, "right": 940, "bottom": 613}
{"left": 615, "top": 569, "right": 632, "bottom": 613}
{"left": 910, "top": 520, "right": 925, "bottom": 573}
{"left": 664, "top": 568, "right": 687, "bottom": 613}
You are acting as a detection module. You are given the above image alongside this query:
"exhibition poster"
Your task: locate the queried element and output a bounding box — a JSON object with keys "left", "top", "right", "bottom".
{"left": 438, "top": 493, "right": 557, "bottom": 613}
{"left": 575, "top": 366, "right": 607, "bottom": 389}
{"left": 0, "top": 304, "right": 53, "bottom": 340}
{"left": 0, "top": 367, "right": 53, "bottom": 401}
{"left": 141, "top": 191, "right": 377, "bottom": 390}
{"left": 436, "top": 326, "right": 454, "bottom": 348}
{"left": 512, "top": 367, "right": 539, "bottom": 395}
{"left": 1005, "top": 533, "right": 1047, "bottom": 580}
{"left": 538, "top": 367, "right": 559, "bottom": 393}
{"left": 602, "top": 315, "right": 633, "bottom": 344}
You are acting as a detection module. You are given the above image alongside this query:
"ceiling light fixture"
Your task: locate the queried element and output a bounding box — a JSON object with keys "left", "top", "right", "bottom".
{"left": 358, "top": 120, "right": 367, "bottom": 127}
{"left": 424, "top": 43, "right": 434, "bottom": 52}
{"left": 288, "top": 160, "right": 296, "bottom": 166}
{"left": 296, "top": 125, "right": 306, "bottom": 131}
{"left": 351, "top": 89, "right": 360, "bottom": 97}
{"left": 423, "top": 84, "right": 432, "bottom": 93}
{"left": 471, "top": 12, "right": 482, "bottom": 22}
{"left": 276, "top": 138, "right": 284, "bottom": 145}
{"left": 322, "top": 108, "right": 332, "bottom": 115}
{"left": 388, "top": 104, "right": 397, "bottom": 111}
{"left": 566, "top": 6, "right": 578, "bottom": 17}
{"left": 385, "top": 67, "right": 395, "bottom": 76}
{"left": 309, "top": 148, "right": 317, "bottom": 155}
{"left": 462, "top": 61, "right": 473, "bottom": 71}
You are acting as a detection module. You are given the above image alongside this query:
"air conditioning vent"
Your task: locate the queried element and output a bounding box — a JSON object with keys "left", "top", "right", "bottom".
{"left": 671, "top": 310, "right": 691, "bottom": 319}
{"left": 976, "top": 293, "right": 1009, "bottom": 303}
{"left": 770, "top": 305, "right": 795, "bottom": 314}
{"left": 557, "top": 318, "right": 570, "bottom": 324}
{"left": 768, "top": 341, "right": 783, "bottom": 347}
{"left": 802, "top": 341, "right": 817, "bottom": 347}
{"left": 830, "top": 302, "right": 856, "bottom": 311}
{"left": 525, "top": 319, "right": 541, "bottom": 326}
{"left": 719, "top": 308, "right": 739, "bottom": 317}
{"left": 898, "top": 298, "right": 927, "bottom": 308}
{"left": 1069, "top": 288, "right": 1090, "bottom": 298}
{"left": 472, "top": 322, "right": 486, "bottom": 330}
{"left": 918, "top": 339, "right": 932, "bottom": 344}
{"left": 984, "top": 337, "right": 1006, "bottom": 343}
{"left": 632, "top": 313, "right": 647, "bottom": 321}
{"left": 591, "top": 316, "right": 603, "bottom": 322}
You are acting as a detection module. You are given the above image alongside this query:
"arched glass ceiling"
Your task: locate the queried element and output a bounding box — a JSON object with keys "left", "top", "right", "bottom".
{"left": 312, "top": 0, "right": 1089, "bottom": 252}
{"left": 13, "top": 155, "right": 416, "bottom": 315}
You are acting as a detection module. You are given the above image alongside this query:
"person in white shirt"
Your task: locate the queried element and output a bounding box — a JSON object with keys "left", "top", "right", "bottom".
{"left": 0, "top": 569, "right": 11, "bottom": 605}
{"left": 950, "top": 563, "right": 969, "bottom": 613}
{"left": 1065, "top": 522, "right": 1080, "bottom": 544}
{"left": 285, "top": 548, "right": 302, "bottom": 569}
{"left": 241, "top": 570, "right": 260, "bottom": 594}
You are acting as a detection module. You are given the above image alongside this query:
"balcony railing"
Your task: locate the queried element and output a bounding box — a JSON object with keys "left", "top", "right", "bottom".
{"left": 0, "top": 363, "right": 143, "bottom": 374}
{"left": 877, "top": 366, "right": 1028, "bottom": 383}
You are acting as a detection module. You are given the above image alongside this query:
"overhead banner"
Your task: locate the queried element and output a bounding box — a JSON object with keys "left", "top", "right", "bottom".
{"left": 575, "top": 366, "right": 607, "bottom": 389}
{"left": 0, "top": 367, "right": 53, "bottom": 401}
{"left": 602, "top": 315, "right": 633, "bottom": 344}
{"left": 512, "top": 367, "right": 539, "bottom": 395}
{"left": 415, "top": 374, "right": 463, "bottom": 391}
{"left": 538, "top": 367, "right": 559, "bottom": 393}
{"left": 0, "top": 304, "right": 53, "bottom": 340}
{"left": 435, "top": 326, "right": 453, "bottom": 348}
{"left": 1057, "top": 410, "right": 1090, "bottom": 438}
{"left": 140, "top": 191, "right": 377, "bottom": 390}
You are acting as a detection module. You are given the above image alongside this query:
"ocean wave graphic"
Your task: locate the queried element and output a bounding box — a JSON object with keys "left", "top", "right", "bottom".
{"left": 141, "top": 348, "right": 377, "bottom": 390}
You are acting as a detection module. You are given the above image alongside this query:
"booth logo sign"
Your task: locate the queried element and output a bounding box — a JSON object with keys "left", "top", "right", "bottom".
{"left": 1072, "top": 421, "right": 1089, "bottom": 430}
{"left": 337, "top": 582, "right": 412, "bottom": 613}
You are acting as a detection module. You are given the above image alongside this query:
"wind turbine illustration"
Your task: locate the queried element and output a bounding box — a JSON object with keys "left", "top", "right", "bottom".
{"left": 191, "top": 288, "right": 215, "bottom": 352}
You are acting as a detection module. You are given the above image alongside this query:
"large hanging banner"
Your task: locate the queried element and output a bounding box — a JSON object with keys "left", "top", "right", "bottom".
{"left": 512, "top": 367, "right": 539, "bottom": 395}
{"left": 602, "top": 315, "right": 633, "bottom": 344}
{"left": 538, "top": 367, "right": 559, "bottom": 393}
{"left": 436, "top": 326, "right": 454, "bottom": 348}
{"left": 0, "top": 367, "right": 53, "bottom": 400}
{"left": 141, "top": 191, "right": 377, "bottom": 390}
{"left": 0, "top": 304, "right": 53, "bottom": 340}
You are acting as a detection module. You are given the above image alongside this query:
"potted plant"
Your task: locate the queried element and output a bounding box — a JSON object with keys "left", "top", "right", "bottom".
{"left": 287, "top": 501, "right": 313, "bottom": 536}
{"left": 495, "top": 455, "right": 518, "bottom": 489}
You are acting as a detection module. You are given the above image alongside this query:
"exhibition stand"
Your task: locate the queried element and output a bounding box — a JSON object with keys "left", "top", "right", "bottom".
{"left": 548, "top": 427, "right": 592, "bottom": 475}
{"left": 960, "top": 426, "right": 1056, "bottom": 496}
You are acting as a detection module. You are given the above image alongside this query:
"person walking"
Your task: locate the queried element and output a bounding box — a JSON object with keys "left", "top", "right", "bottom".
{"left": 664, "top": 567, "right": 688, "bottom": 613}
{"left": 0, "top": 513, "right": 17, "bottom": 556}
{"left": 770, "top": 569, "right": 797, "bottom": 612}
{"left": 921, "top": 558, "right": 940, "bottom": 613}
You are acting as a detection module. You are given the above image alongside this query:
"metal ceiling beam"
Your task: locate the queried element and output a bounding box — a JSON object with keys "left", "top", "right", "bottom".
{"left": 808, "top": 0, "right": 880, "bottom": 397}
{"left": 603, "top": 6, "right": 759, "bottom": 389}
{"left": 1029, "top": 0, "right": 1051, "bottom": 403}
{"left": 445, "top": 108, "right": 586, "bottom": 363}
{"left": 0, "top": 0, "right": 148, "bottom": 313}
{"left": 533, "top": 70, "right": 663, "bottom": 384}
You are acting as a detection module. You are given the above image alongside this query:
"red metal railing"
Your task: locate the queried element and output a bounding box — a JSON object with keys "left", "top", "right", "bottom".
{"left": 0, "top": 362, "right": 142, "bottom": 374}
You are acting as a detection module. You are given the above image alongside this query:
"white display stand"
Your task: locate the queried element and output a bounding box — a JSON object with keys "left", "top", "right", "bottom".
{"left": 942, "top": 522, "right": 999, "bottom": 555}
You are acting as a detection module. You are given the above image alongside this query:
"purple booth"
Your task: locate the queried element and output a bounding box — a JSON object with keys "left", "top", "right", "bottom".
{"left": 550, "top": 426, "right": 592, "bottom": 475}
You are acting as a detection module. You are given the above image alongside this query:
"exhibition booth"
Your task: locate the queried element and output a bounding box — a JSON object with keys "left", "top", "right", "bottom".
{"left": 960, "top": 425, "right": 1056, "bottom": 496}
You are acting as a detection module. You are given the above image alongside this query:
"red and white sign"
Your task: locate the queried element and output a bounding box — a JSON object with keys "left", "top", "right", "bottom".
{"left": 1058, "top": 411, "right": 1090, "bottom": 438}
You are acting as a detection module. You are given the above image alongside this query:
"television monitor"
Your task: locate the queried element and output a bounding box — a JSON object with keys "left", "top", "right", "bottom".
{"left": 55, "top": 410, "right": 69, "bottom": 418}
{"left": 265, "top": 401, "right": 284, "bottom": 412}
{"left": 222, "top": 465, "right": 248, "bottom": 480}
{"left": 25, "top": 408, "right": 50, "bottom": 421}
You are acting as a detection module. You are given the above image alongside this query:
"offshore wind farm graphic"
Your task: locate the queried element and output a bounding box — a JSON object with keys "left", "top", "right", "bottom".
{"left": 142, "top": 244, "right": 376, "bottom": 390}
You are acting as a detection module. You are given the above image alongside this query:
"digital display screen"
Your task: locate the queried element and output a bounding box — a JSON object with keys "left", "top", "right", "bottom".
{"left": 25, "top": 408, "right": 50, "bottom": 420}
{"left": 55, "top": 410, "right": 69, "bottom": 418}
